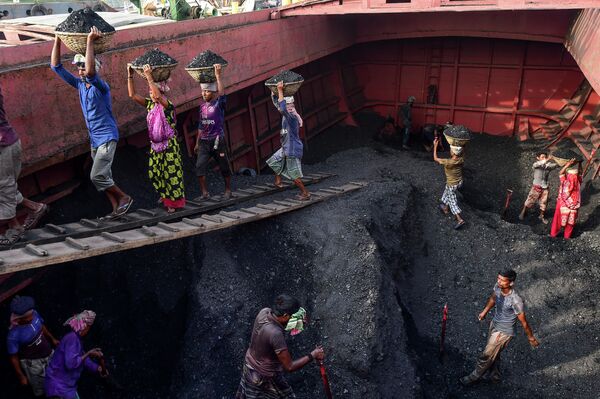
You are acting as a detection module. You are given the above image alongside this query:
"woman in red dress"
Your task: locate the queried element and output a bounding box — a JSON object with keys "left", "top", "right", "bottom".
{"left": 550, "top": 158, "right": 582, "bottom": 239}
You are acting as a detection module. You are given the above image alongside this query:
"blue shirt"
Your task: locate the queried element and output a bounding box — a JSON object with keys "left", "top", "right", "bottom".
{"left": 273, "top": 96, "right": 303, "bottom": 159}
{"left": 6, "top": 310, "right": 52, "bottom": 358}
{"left": 51, "top": 64, "right": 119, "bottom": 149}
{"left": 45, "top": 331, "right": 99, "bottom": 399}
{"left": 491, "top": 284, "right": 524, "bottom": 336}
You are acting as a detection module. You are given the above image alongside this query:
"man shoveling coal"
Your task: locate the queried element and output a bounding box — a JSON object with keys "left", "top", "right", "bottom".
{"left": 236, "top": 294, "right": 324, "bottom": 398}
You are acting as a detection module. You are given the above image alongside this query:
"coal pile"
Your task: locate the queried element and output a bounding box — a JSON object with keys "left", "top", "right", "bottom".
{"left": 187, "top": 50, "right": 228, "bottom": 68}
{"left": 443, "top": 124, "right": 471, "bottom": 139}
{"left": 265, "top": 70, "right": 304, "bottom": 84}
{"left": 132, "top": 49, "right": 177, "bottom": 67}
{"left": 56, "top": 8, "right": 115, "bottom": 33}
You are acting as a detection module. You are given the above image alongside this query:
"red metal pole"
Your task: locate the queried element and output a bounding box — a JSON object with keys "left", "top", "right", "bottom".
{"left": 440, "top": 303, "right": 448, "bottom": 354}
{"left": 501, "top": 189, "right": 513, "bottom": 219}
{"left": 318, "top": 360, "right": 333, "bottom": 399}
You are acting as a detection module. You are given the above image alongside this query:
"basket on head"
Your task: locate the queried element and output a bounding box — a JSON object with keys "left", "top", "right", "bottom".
{"left": 185, "top": 64, "right": 228, "bottom": 83}
{"left": 265, "top": 80, "right": 304, "bottom": 97}
{"left": 443, "top": 134, "right": 470, "bottom": 147}
{"left": 131, "top": 64, "right": 177, "bottom": 82}
{"left": 55, "top": 31, "right": 115, "bottom": 55}
{"left": 552, "top": 148, "right": 582, "bottom": 167}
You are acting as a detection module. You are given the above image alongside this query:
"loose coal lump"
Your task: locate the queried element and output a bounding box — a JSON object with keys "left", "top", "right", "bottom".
{"left": 187, "top": 50, "right": 228, "bottom": 68}
{"left": 56, "top": 8, "right": 115, "bottom": 33}
{"left": 443, "top": 124, "right": 472, "bottom": 139}
{"left": 265, "top": 70, "right": 304, "bottom": 85}
{"left": 132, "top": 49, "right": 177, "bottom": 67}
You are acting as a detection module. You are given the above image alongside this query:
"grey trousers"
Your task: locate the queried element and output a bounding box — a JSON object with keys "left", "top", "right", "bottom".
{"left": 0, "top": 140, "right": 24, "bottom": 220}
{"left": 468, "top": 325, "right": 512, "bottom": 381}
{"left": 20, "top": 352, "right": 52, "bottom": 397}
{"left": 90, "top": 140, "right": 117, "bottom": 191}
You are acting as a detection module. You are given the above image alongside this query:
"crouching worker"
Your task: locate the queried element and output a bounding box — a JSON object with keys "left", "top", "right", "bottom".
{"left": 194, "top": 64, "right": 232, "bottom": 200}
{"left": 45, "top": 310, "right": 108, "bottom": 398}
{"left": 7, "top": 296, "right": 59, "bottom": 397}
{"left": 236, "top": 294, "right": 325, "bottom": 398}
{"left": 267, "top": 81, "right": 310, "bottom": 201}
{"left": 519, "top": 151, "right": 558, "bottom": 224}
{"left": 434, "top": 137, "right": 466, "bottom": 229}
{"left": 127, "top": 64, "right": 186, "bottom": 213}
{"left": 51, "top": 28, "right": 133, "bottom": 218}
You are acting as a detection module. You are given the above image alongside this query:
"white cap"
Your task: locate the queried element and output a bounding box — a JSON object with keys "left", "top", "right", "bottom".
{"left": 200, "top": 82, "right": 217, "bottom": 92}
{"left": 284, "top": 96, "right": 294, "bottom": 104}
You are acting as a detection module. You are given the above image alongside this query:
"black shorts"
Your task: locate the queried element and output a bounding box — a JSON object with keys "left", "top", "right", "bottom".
{"left": 195, "top": 138, "right": 232, "bottom": 177}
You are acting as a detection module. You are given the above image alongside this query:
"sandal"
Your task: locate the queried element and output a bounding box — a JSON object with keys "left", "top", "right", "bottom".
{"left": 115, "top": 197, "right": 134, "bottom": 216}
{"left": 167, "top": 207, "right": 176, "bottom": 214}
{"left": 23, "top": 204, "right": 49, "bottom": 230}
{"left": 296, "top": 193, "right": 311, "bottom": 201}
{"left": 0, "top": 228, "right": 25, "bottom": 247}
{"left": 454, "top": 220, "right": 466, "bottom": 230}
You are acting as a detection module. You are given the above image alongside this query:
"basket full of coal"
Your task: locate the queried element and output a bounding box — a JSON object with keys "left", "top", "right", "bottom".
{"left": 265, "top": 70, "right": 304, "bottom": 96}
{"left": 55, "top": 8, "right": 115, "bottom": 55}
{"left": 443, "top": 124, "right": 472, "bottom": 147}
{"left": 131, "top": 49, "right": 178, "bottom": 82}
{"left": 552, "top": 147, "right": 583, "bottom": 167}
{"left": 185, "top": 50, "right": 228, "bottom": 83}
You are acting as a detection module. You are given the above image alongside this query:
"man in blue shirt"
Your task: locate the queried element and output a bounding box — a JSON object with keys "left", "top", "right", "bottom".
{"left": 50, "top": 27, "right": 133, "bottom": 218}
{"left": 7, "top": 296, "right": 59, "bottom": 397}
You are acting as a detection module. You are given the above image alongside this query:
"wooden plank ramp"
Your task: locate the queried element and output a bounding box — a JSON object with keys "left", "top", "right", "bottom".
{"left": 8, "top": 173, "right": 335, "bottom": 250}
{"left": 0, "top": 182, "right": 366, "bottom": 275}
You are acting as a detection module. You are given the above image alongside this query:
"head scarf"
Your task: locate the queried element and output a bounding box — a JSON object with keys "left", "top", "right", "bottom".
{"left": 158, "top": 80, "right": 170, "bottom": 93}
{"left": 72, "top": 54, "right": 102, "bottom": 72}
{"left": 407, "top": 96, "right": 416, "bottom": 103}
{"left": 200, "top": 82, "right": 217, "bottom": 92}
{"left": 450, "top": 145, "right": 463, "bottom": 156}
{"left": 64, "top": 310, "right": 96, "bottom": 333}
{"left": 285, "top": 307, "right": 307, "bottom": 336}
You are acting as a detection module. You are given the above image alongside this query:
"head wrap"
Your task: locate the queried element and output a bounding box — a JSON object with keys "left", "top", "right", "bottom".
{"left": 72, "top": 54, "right": 102, "bottom": 72}
{"left": 407, "top": 96, "right": 416, "bottom": 103}
{"left": 284, "top": 96, "right": 294, "bottom": 104}
{"left": 64, "top": 310, "right": 96, "bottom": 333}
{"left": 157, "top": 80, "right": 170, "bottom": 93}
{"left": 285, "top": 307, "right": 307, "bottom": 336}
{"left": 450, "top": 145, "right": 463, "bottom": 156}
{"left": 200, "top": 82, "right": 217, "bottom": 92}
{"left": 8, "top": 296, "right": 35, "bottom": 330}
{"left": 10, "top": 295, "right": 35, "bottom": 315}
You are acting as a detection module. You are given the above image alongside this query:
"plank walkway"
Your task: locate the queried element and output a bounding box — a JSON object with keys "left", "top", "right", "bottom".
{"left": 9, "top": 173, "right": 334, "bottom": 250}
{"left": 0, "top": 181, "right": 366, "bottom": 275}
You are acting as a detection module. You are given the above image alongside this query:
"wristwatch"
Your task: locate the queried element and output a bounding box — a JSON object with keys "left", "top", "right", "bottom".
{"left": 307, "top": 353, "right": 314, "bottom": 362}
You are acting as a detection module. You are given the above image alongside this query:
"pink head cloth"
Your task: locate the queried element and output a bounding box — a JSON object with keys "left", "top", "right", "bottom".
{"left": 64, "top": 310, "right": 96, "bottom": 333}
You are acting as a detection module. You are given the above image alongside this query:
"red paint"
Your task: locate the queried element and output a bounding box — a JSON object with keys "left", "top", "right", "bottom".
{"left": 440, "top": 303, "right": 448, "bottom": 354}
{"left": 318, "top": 361, "right": 334, "bottom": 399}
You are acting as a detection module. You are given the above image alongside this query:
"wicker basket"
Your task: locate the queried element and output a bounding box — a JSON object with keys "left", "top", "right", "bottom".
{"left": 444, "top": 133, "right": 470, "bottom": 147}
{"left": 131, "top": 64, "right": 178, "bottom": 82}
{"left": 265, "top": 80, "right": 304, "bottom": 96}
{"left": 55, "top": 31, "right": 115, "bottom": 55}
{"left": 185, "top": 64, "right": 228, "bottom": 83}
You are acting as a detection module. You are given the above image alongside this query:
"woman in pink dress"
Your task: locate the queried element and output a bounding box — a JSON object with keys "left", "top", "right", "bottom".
{"left": 550, "top": 158, "right": 582, "bottom": 239}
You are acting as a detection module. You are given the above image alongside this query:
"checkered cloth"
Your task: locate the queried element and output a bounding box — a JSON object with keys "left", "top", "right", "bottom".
{"left": 441, "top": 181, "right": 463, "bottom": 215}
{"left": 235, "top": 364, "right": 295, "bottom": 399}
{"left": 266, "top": 149, "right": 303, "bottom": 181}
